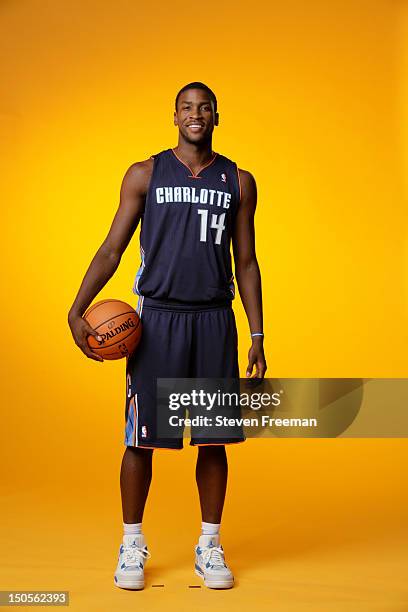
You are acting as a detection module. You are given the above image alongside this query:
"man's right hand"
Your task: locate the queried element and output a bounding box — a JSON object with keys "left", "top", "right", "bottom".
{"left": 68, "top": 313, "right": 104, "bottom": 362}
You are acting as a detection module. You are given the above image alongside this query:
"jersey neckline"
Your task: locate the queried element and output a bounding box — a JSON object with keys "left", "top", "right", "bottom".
{"left": 170, "top": 148, "right": 218, "bottom": 179}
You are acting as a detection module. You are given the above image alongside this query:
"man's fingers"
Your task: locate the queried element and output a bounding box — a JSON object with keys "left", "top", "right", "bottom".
{"left": 80, "top": 335, "right": 104, "bottom": 361}
{"left": 256, "top": 362, "right": 267, "bottom": 379}
{"left": 85, "top": 324, "right": 103, "bottom": 342}
{"left": 83, "top": 345, "right": 104, "bottom": 362}
{"left": 88, "top": 352, "right": 104, "bottom": 362}
{"left": 246, "top": 359, "right": 255, "bottom": 378}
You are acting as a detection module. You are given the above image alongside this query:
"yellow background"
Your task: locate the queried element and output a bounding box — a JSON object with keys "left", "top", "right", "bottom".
{"left": 1, "top": 0, "right": 408, "bottom": 610}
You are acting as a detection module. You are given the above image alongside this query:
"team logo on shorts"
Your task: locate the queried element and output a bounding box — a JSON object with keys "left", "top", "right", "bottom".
{"left": 141, "top": 425, "right": 148, "bottom": 438}
{"left": 221, "top": 173, "right": 227, "bottom": 183}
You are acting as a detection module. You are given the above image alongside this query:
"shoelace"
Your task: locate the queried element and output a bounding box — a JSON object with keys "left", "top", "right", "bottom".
{"left": 124, "top": 544, "right": 151, "bottom": 566}
{"left": 201, "top": 546, "right": 226, "bottom": 568}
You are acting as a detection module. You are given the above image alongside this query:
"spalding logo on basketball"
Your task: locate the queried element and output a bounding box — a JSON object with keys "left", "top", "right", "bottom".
{"left": 84, "top": 299, "right": 142, "bottom": 360}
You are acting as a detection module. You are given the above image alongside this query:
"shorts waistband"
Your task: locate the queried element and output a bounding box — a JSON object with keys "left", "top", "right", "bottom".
{"left": 142, "top": 297, "right": 233, "bottom": 312}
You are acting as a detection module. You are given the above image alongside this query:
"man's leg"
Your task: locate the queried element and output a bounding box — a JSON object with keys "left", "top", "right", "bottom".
{"left": 194, "top": 444, "right": 234, "bottom": 588}
{"left": 195, "top": 445, "right": 227, "bottom": 523}
{"left": 192, "top": 305, "right": 242, "bottom": 589}
{"left": 120, "top": 447, "right": 153, "bottom": 523}
{"left": 114, "top": 447, "right": 153, "bottom": 590}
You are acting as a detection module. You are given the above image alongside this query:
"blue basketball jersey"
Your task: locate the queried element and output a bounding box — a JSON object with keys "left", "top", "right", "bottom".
{"left": 132, "top": 148, "right": 241, "bottom": 304}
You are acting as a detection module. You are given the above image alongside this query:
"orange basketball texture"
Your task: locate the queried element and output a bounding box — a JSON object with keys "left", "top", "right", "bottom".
{"left": 84, "top": 299, "right": 142, "bottom": 360}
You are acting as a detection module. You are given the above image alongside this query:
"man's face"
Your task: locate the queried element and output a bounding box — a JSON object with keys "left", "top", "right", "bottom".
{"left": 174, "top": 88, "right": 219, "bottom": 144}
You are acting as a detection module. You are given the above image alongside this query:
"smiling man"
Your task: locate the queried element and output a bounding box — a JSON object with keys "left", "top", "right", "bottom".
{"left": 68, "top": 81, "right": 266, "bottom": 590}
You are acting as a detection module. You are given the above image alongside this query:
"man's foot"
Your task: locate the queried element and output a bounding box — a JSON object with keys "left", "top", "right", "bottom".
{"left": 114, "top": 534, "right": 150, "bottom": 590}
{"left": 194, "top": 534, "right": 234, "bottom": 589}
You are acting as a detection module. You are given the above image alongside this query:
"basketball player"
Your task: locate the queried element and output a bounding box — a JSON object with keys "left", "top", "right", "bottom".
{"left": 68, "top": 82, "right": 266, "bottom": 590}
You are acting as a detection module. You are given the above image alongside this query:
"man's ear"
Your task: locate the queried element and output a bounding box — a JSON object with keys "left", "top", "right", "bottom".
{"left": 214, "top": 112, "right": 219, "bottom": 127}
{"left": 174, "top": 110, "right": 178, "bottom": 126}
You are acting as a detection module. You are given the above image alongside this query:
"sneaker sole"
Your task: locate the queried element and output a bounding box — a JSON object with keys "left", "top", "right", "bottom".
{"left": 114, "top": 576, "right": 144, "bottom": 590}
{"left": 195, "top": 568, "right": 234, "bottom": 589}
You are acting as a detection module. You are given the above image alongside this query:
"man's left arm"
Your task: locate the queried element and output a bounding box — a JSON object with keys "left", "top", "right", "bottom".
{"left": 232, "top": 169, "right": 267, "bottom": 379}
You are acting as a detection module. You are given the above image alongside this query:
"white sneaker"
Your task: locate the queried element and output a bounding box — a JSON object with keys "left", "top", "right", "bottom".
{"left": 195, "top": 534, "right": 234, "bottom": 589}
{"left": 114, "top": 534, "right": 150, "bottom": 590}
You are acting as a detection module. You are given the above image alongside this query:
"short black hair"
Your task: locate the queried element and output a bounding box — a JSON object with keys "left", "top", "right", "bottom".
{"left": 175, "top": 82, "right": 218, "bottom": 113}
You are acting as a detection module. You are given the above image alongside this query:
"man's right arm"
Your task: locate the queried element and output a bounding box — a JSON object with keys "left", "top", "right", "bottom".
{"left": 68, "top": 159, "right": 153, "bottom": 361}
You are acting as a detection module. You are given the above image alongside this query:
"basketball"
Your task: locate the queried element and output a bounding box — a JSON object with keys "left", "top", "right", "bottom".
{"left": 84, "top": 299, "right": 142, "bottom": 360}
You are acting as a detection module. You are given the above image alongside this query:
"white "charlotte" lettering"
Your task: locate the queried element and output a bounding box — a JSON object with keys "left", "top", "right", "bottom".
{"left": 156, "top": 187, "right": 231, "bottom": 209}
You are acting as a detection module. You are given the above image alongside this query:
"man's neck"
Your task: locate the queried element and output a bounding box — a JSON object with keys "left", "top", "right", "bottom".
{"left": 173, "top": 140, "right": 214, "bottom": 168}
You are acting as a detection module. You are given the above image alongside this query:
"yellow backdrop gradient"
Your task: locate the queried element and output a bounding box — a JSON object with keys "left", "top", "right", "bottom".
{"left": 1, "top": 1, "right": 408, "bottom": 610}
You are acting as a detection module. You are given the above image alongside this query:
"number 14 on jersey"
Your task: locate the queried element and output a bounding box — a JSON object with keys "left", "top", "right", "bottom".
{"left": 197, "top": 209, "right": 226, "bottom": 245}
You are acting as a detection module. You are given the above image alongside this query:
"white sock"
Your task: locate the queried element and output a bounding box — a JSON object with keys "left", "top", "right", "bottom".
{"left": 201, "top": 521, "right": 220, "bottom": 536}
{"left": 123, "top": 522, "right": 142, "bottom": 535}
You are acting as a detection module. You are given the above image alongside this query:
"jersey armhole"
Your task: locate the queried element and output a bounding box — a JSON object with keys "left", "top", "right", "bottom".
{"left": 235, "top": 162, "right": 242, "bottom": 205}
{"left": 144, "top": 155, "right": 158, "bottom": 201}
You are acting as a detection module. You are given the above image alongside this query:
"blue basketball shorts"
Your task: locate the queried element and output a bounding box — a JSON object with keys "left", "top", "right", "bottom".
{"left": 124, "top": 296, "right": 246, "bottom": 449}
